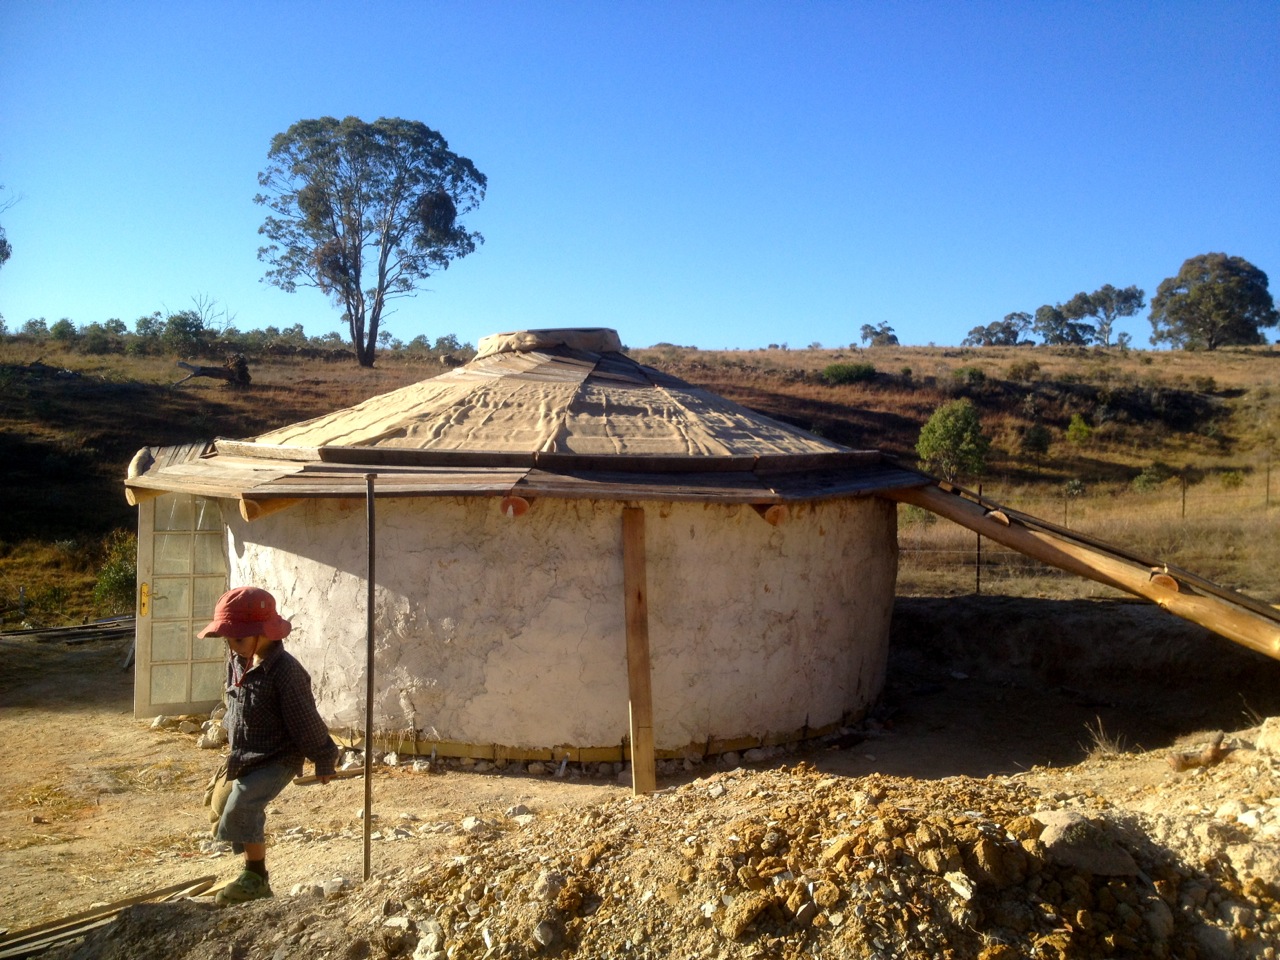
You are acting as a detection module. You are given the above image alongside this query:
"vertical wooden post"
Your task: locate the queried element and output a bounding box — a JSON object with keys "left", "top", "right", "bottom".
{"left": 622, "top": 507, "right": 657, "bottom": 796}
{"left": 363, "top": 474, "right": 377, "bottom": 880}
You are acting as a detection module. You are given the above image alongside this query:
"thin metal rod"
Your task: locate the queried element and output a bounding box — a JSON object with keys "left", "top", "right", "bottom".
{"left": 975, "top": 483, "right": 982, "bottom": 595}
{"left": 363, "top": 473, "right": 376, "bottom": 881}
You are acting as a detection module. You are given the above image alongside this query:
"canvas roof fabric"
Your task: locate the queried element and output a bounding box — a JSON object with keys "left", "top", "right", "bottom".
{"left": 125, "top": 329, "right": 928, "bottom": 505}
{"left": 247, "top": 327, "right": 847, "bottom": 458}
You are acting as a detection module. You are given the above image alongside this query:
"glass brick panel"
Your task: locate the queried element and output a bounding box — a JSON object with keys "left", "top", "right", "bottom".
{"left": 193, "top": 576, "right": 226, "bottom": 619}
{"left": 193, "top": 634, "right": 225, "bottom": 661}
{"left": 193, "top": 535, "right": 226, "bottom": 575}
{"left": 194, "top": 498, "right": 222, "bottom": 531}
{"left": 151, "top": 621, "right": 190, "bottom": 663}
{"left": 150, "top": 663, "right": 189, "bottom": 706}
{"left": 191, "top": 661, "right": 225, "bottom": 702}
{"left": 155, "top": 496, "right": 195, "bottom": 532}
{"left": 152, "top": 578, "right": 192, "bottom": 620}
{"left": 154, "top": 534, "right": 192, "bottom": 575}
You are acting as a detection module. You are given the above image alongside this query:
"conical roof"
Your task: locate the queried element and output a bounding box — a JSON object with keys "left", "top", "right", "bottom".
{"left": 246, "top": 328, "right": 844, "bottom": 458}
{"left": 125, "top": 329, "right": 924, "bottom": 510}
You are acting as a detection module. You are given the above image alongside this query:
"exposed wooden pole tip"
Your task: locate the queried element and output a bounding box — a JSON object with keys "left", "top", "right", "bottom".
{"left": 751, "top": 503, "right": 789, "bottom": 525}
{"left": 124, "top": 486, "right": 163, "bottom": 507}
{"left": 239, "top": 498, "right": 303, "bottom": 522}
{"left": 1150, "top": 572, "right": 1180, "bottom": 592}
{"left": 500, "top": 495, "right": 531, "bottom": 518}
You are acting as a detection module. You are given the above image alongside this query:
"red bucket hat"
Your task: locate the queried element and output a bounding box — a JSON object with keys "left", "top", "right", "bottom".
{"left": 197, "top": 586, "right": 292, "bottom": 640}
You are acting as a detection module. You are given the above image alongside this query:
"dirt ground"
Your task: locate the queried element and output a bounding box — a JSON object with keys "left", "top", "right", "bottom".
{"left": 2, "top": 597, "right": 1279, "bottom": 959}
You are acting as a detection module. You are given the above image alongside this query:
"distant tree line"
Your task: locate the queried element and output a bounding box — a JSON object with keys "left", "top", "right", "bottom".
{"left": 0, "top": 296, "right": 475, "bottom": 363}
{"left": 956, "top": 253, "right": 1277, "bottom": 352}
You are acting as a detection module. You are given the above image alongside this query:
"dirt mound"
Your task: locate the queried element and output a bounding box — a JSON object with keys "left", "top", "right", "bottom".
{"left": 5, "top": 598, "right": 1280, "bottom": 959}
{"left": 43, "top": 752, "right": 1280, "bottom": 960}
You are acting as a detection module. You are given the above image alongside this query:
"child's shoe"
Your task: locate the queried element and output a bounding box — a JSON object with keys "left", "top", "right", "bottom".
{"left": 215, "top": 869, "right": 273, "bottom": 906}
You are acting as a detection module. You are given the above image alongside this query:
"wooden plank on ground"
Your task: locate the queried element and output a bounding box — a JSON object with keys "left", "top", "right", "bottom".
{"left": 622, "top": 507, "right": 657, "bottom": 796}
{"left": 0, "top": 875, "right": 216, "bottom": 957}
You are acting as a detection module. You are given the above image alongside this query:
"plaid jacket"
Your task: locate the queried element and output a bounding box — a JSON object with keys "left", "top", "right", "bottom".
{"left": 223, "top": 642, "right": 338, "bottom": 780}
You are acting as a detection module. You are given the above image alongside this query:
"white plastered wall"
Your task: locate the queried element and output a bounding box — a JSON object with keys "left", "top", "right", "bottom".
{"left": 222, "top": 494, "right": 897, "bottom": 751}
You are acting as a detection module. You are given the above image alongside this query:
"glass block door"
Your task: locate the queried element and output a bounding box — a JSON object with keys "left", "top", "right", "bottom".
{"left": 133, "top": 493, "right": 229, "bottom": 717}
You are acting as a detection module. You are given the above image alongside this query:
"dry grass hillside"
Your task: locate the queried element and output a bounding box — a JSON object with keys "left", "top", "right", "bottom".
{"left": 1, "top": 339, "right": 1278, "bottom": 626}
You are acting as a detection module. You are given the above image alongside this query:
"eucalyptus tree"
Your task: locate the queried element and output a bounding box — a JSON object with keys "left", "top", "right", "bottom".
{"left": 1032, "top": 304, "right": 1094, "bottom": 346}
{"left": 256, "top": 117, "right": 486, "bottom": 366}
{"left": 1061, "top": 284, "right": 1145, "bottom": 347}
{"left": 1149, "top": 253, "right": 1277, "bottom": 351}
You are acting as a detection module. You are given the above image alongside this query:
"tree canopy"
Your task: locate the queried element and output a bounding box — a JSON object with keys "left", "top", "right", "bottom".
{"left": 962, "top": 312, "right": 1032, "bottom": 347}
{"left": 0, "top": 184, "right": 13, "bottom": 272}
{"left": 1148, "top": 253, "right": 1278, "bottom": 351}
{"left": 859, "top": 322, "right": 899, "bottom": 347}
{"left": 1031, "top": 304, "right": 1093, "bottom": 345}
{"left": 915, "top": 398, "right": 990, "bottom": 482}
{"left": 1061, "top": 284, "right": 1145, "bottom": 347}
{"left": 256, "top": 116, "right": 486, "bottom": 366}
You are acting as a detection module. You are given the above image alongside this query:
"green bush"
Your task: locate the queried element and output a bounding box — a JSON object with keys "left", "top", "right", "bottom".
{"left": 92, "top": 530, "right": 137, "bottom": 616}
{"left": 1132, "top": 461, "right": 1175, "bottom": 493}
{"left": 916, "top": 398, "right": 990, "bottom": 481}
{"left": 1065, "top": 413, "right": 1093, "bottom": 446}
{"left": 1019, "top": 424, "right": 1052, "bottom": 458}
{"left": 953, "top": 366, "right": 986, "bottom": 385}
{"left": 1007, "top": 359, "right": 1040, "bottom": 382}
{"left": 823, "top": 362, "right": 876, "bottom": 385}
{"left": 1219, "top": 470, "right": 1245, "bottom": 489}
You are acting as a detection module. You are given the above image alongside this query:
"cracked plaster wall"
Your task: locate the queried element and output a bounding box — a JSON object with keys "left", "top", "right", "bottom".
{"left": 222, "top": 495, "right": 896, "bottom": 751}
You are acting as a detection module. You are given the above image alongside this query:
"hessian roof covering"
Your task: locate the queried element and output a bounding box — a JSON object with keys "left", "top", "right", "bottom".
{"left": 124, "top": 328, "right": 926, "bottom": 509}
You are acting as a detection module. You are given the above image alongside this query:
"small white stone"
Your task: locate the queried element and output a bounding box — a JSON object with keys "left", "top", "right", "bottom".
{"left": 708, "top": 784, "right": 727, "bottom": 799}
{"left": 533, "top": 921, "right": 557, "bottom": 947}
{"left": 505, "top": 804, "right": 531, "bottom": 818}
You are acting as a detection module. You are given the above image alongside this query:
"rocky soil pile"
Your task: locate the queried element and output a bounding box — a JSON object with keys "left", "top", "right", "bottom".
{"left": 42, "top": 719, "right": 1280, "bottom": 960}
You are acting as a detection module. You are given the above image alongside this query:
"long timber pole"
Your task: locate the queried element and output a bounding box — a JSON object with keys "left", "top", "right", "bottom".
{"left": 888, "top": 482, "right": 1280, "bottom": 662}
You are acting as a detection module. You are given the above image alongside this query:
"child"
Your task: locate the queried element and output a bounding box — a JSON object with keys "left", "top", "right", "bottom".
{"left": 198, "top": 586, "right": 339, "bottom": 906}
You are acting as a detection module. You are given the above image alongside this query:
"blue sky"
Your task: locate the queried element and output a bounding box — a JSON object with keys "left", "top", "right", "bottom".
{"left": 2, "top": 1, "right": 1277, "bottom": 351}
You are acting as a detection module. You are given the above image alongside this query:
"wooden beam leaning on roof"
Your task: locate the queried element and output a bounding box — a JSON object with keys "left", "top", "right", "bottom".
{"left": 886, "top": 482, "right": 1280, "bottom": 662}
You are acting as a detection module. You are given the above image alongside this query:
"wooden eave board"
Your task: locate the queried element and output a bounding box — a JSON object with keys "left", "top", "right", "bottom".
{"left": 765, "top": 466, "right": 933, "bottom": 501}
{"left": 515, "top": 468, "right": 778, "bottom": 502}
{"left": 255, "top": 466, "right": 530, "bottom": 498}
{"left": 125, "top": 455, "right": 304, "bottom": 498}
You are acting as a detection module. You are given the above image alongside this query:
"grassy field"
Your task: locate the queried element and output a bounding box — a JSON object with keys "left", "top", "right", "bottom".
{"left": 2, "top": 338, "right": 1277, "bottom": 626}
